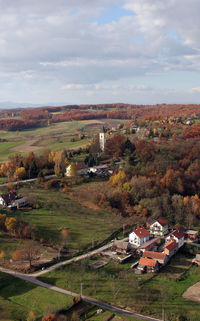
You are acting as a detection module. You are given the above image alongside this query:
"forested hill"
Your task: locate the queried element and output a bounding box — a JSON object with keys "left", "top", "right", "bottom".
{"left": 0, "top": 103, "right": 200, "bottom": 131}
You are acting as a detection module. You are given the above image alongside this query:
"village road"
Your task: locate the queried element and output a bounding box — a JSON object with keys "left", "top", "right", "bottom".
{"left": 0, "top": 174, "right": 56, "bottom": 187}
{"left": 0, "top": 266, "right": 162, "bottom": 321}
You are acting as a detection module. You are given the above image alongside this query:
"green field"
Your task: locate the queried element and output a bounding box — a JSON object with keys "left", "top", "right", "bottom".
{"left": 1, "top": 183, "right": 122, "bottom": 254}
{"left": 39, "top": 251, "right": 200, "bottom": 321}
{"left": 0, "top": 119, "right": 127, "bottom": 163}
{"left": 0, "top": 272, "right": 73, "bottom": 321}
{"left": 0, "top": 140, "right": 25, "bottom": 162}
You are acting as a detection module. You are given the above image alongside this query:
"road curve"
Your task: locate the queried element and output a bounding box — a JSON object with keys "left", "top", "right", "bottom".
{"left": 0, "top": 266, "right": 162, "bottom": 321}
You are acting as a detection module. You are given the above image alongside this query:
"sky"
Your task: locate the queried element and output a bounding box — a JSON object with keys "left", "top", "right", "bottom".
{"left": 1, "top": 0, "right": 200, "bottom": 107}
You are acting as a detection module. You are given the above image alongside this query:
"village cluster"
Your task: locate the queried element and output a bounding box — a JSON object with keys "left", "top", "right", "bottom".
{"left": 98, "top": 217, "right": 199, "bottom": 273}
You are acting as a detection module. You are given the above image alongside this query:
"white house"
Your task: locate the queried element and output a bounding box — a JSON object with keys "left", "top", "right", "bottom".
{"left": 129, "top": 226, "right": 150, "bottom": 247}
{"left": 150, "top": 217, "right": 168, "bottom": 236}
{"left": 0, "top": 192, "right": 17, "bottom": 207}
{"left": 166, "top": 228, "right": 185, "bottom": 249}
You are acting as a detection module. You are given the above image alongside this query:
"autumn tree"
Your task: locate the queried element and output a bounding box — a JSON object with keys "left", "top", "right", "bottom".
{"left": 27, "top": 310, "right": 36, "bottom": 321}
{"left": 21, "top": 241, "right": 39, "bottom": 268}
{"left": 5, "top": 217, "right": 17, "bottom": 234}
{"left": 109, "top": 170, "right": 127, "bottom": 187}
{"left": 0, "top": 250, "right": 5, "bottom": 262}
{"left": 42, "top": 314, "right": 56, "bottom": 321}
{"left": 0, "top": 214, "right": 6, "bottom": 231}
{"left": 12, "top": 249, "right": 22, "bottom": 262}
{"left": 54, "top": 151, "right": 66, "bottom": 177}
{"left": 14, "top": 167, "right": 26, "bottom": 180}
{"left": 61, "top": 229, "right": 70, "bottom": 248}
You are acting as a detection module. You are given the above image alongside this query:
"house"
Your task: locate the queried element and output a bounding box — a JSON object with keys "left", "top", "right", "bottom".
{"left": 143, "top": 251, "right": 169, "bottom": 265}
{"left": 166, "top": 228, "right": 185, "bottom": 249}
{"left": 129, "top": 226, "right": 150, "bottom": 247}
{"left": 0, "top": 192, "right": 17, "bottom": 207}
{"left": 192, "top": 254, "right": 200, "bottom": 266}
{"left": 150, "top": 217, "right": 168, "bottom": 236}
{"left": 112, "top": 240, "right": 131, "bottom": 254}
{"left": 138, "top": 257, "right": 159, "bottom": 273}
{"left": 12, "top": 197, "right": 28, "bottom": 209}
{"left": 164, "top": 240, "right": 178, "bottom": 257}
{"left": 185, "top": 230, "right": 198, "bottom": 241}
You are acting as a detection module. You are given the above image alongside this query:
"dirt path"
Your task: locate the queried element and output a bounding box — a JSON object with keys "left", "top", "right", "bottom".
{"left": 182, "top": 281, "right": 200, "bottom": 303}
{"left": 11, "top": 139, "right": 41, "bottom": 152}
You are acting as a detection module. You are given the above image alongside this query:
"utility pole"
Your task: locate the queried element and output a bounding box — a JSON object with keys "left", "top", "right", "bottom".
{"left": 123, "top": 223, "right": 125, "bottom": 236}
{"left": 162, "top": 307, "right": 165, "bottom": 321}
{"left": 80, "top": 283, "right": 83, "bottom": 297}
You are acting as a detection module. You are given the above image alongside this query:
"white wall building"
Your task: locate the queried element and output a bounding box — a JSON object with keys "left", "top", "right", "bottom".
{"left": 129, "top": 226, "right": 150, "bottom": 247}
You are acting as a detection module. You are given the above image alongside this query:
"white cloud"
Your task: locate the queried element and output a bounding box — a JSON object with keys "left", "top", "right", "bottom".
{"left": 0, "top": 0, "right": 200, "bottom": 104}
{"left": 189, "top": 87, "right": 200, "bottom": 93}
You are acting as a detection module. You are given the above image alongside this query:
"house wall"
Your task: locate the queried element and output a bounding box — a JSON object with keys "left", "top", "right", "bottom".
{"left": 0, "top": 197, "right": 5, "bottom": 206}
{"left": 129, "top": 232, "right": 149, "bottom": 246}
{"left": 150, "top": 221, "right": 168, "bottom": 236}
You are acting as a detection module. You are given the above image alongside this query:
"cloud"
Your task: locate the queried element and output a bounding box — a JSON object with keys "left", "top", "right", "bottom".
{"left": 189, "top": 86, "right": 200, "bottom": 93}
{"left": 0, "top": 0, "right": 200, "bottom": 104}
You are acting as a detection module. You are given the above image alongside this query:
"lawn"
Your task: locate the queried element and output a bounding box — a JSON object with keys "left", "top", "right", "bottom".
{"left": 4, "top": 183, "right": 122, "bottom": 251}
{"left": 0, "top": 140, "right": 25, "bottom": 162}
{"left": 0, "top": 272, "right": 73, "bottom": 321}
{"left": 36, "top": 135, "right": 91, "bottom": 151}
{"left": 0, "top": 232, "right": 26, "bottom": 259}
{"left": 39, "top": 251, "right": 200, "bottom": 321}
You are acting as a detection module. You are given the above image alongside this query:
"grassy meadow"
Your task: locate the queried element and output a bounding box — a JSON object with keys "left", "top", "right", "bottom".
{"left": 39, "top": 251, "right": 200, "bottom": 321}
{"left": 0, "top": 183, "right": 122, "bottom": 258}
{"left": 0, "top": 118, "right": 126, "bottom": 163}
{"left": 0, "top": 272, "right": 73, "bottom": 321}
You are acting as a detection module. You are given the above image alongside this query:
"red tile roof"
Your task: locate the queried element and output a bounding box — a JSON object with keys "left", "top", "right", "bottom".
{"left": 143, "top": 251, "right": 166, "bottom": 260}
{"left": 164, "top": 240, "right": 178, "bottom": 251}
{"left": 171, "top": 229, "right": 185, "bottom": 239}
{"left": 133, "top": 226, "right": 150, "bottom": 239}
{"left": 157, "top": 217, "right": 168, "bottom": 227}
{"left": 139, "top": 257, "right": 157, "bottom": 267}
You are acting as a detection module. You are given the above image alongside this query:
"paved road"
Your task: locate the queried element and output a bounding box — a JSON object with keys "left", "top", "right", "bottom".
{"left": 0, "top": 237, "right": 162, "bottom": 321}
{"left": 0, "top": 174, "right": 56, "bottom": 187}
{"left": 31, "top": 241, "right": 113, "bottom": 277}
{"left": 0, "top": 266, "right": 162, "bottom": 321}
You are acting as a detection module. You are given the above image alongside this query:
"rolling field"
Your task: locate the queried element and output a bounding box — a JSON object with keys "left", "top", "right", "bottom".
{"left": 2, "top": 183, "right": 122, "bottom": 252}
{"left": 0, "top": 119, "right": 126, "bottom": 162}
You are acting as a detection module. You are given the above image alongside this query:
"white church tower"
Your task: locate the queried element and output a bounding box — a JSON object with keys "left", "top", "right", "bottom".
{"left": 99, "top": 126, "right": 106, "bottom": 151}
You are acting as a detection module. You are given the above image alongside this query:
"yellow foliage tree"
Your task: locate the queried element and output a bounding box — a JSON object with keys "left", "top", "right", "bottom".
{"left": 5, "top": 217, "right": 17, "bottom": 232}
{"left": 14, "top": 167, "right": 26, "bottom": 180}
{"left": 54, "top": 151, "right": 66, "bottom": 177}
{"left": 70, "top": 163, "right": 77, "bottom": 177}
{"left": 109, "top": 170, "right": 126, "bottom": 187}
{"left": 12, "top": 249, "right": 22, "bottom": 261}
{"left": 27, "top": 310, "right": 36, "bottom": 321}
{"left": 0, "top": 250, "right": 5, "bottom": 261}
